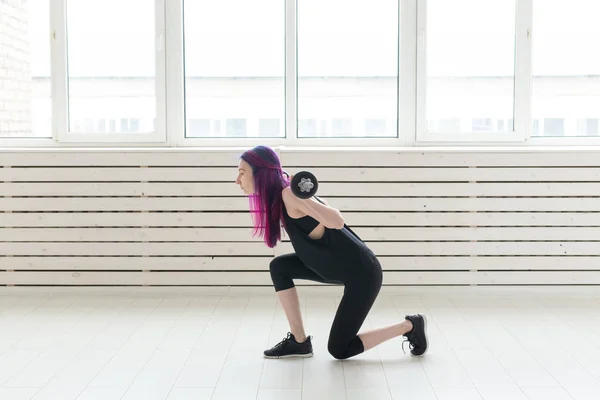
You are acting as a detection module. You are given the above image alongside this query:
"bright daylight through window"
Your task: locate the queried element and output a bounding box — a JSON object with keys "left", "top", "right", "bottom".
{"left": 183, "top": 0, "right": 285, "bottom": 139}
{"left": 422, "top": 0, "right": 516, "bottom": 135}
{"left": 531, "top": 0, "right": 600, "bottom": 138}
{"left": 297, "top": 0, "right": 399, "bottom": 138}
{"left": 2, "top": 0, "right": 600, "bottom": 144}
{"left": 66, "top": 0, "right": 156, "bottom": 135}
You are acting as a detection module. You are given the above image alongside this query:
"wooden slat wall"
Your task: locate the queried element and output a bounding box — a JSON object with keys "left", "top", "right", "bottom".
{"left": 2, "top": 148, "right": 600, "bottom": 287}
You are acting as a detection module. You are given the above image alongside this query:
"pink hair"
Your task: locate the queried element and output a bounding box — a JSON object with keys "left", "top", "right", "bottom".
{"left": 240, "top": 146, "right": 290, "bottom": 248}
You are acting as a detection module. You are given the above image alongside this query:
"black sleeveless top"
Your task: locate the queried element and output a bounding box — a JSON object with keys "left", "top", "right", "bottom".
{"left": 281, "top": 200, "right": 379, "bottom": 282}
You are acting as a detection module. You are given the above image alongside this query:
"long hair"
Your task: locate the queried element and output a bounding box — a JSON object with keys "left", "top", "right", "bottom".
{"left": 240, "top": 146, "right": 290, "bottom": 248}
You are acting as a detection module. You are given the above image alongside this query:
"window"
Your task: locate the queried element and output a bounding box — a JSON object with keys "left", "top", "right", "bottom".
{"left": 120, "top": 119, "right": 130, "bottom": 133}
{"left": 440, "top": 119, "right": 461, "bottom": 132}
{"left": 543, "top": 118, "right": 565, "bottom": 136}
{"left": 97, "top": 119, "right": 106, "bottom": 133}
{"left": 0, "top": 0, "right": 51, "bottom": 138}
{"left": 578, "top": 119, "right": 599, "bottom": 136}
{"left": 297, "top": 0, "right": 399, "bottom": 138}
{"left": 187, "top": 119, "right": 211, "bottom": 137}
{"left": 531, "top": 0, "right": 600, "bottom": 138}
{"left": 427, "top": 118, "right": 462, "bottom": 132}
{"left": 298, "top": 119, "right": 317, "bottom": 137}
{"left": 319, "top": 120, "right": 328, "bottom": 136}
{"left": 226, "top": 119, "right": 247, "bottom": 137}
{"left": 258, "top": 119, "right": 281, "bottom": 137}
{"left": 130, "top": 119, "right": 140, "bottom": 132}
{"left": 532, "top": 119, "right": 540, "bottom": 135}
{"left": 183, "top": 0, "right": 284, "bottom": 138}
{"left": 331, "top": 119, "right": 353, "bottom": 137}
{"left": 365, "top": 119, "right": 387, "bottom": 136}
{"left": 7, "top": 0, "right": 600, "bottom": 147}
{"left": 420, "top": 0, "right": 517, "bottom": 136}
{"left": 83, "top": 119, "right": 94, "bottom": 132}
{"left": 472, "top": 118, "right": 494, "bottom": 132}
{"left": 65, "top": 0, "right": 160, "bottom": 138}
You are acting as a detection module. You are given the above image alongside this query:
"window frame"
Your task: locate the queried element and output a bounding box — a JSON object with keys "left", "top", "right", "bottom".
{"left": 4, "top": 0, "right": 600, "bottom": 148}
{"left": 58, "top": 0, "right": 167, "bottom": 144}
{"left": 168, "top": 0, "right": 407, "bottom": 148}
{"left": 414, "top": 0, "right": 531, "bottom": 145}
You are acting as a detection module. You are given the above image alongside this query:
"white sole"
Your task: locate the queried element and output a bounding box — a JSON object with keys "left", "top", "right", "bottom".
{"left": 410, "top": 314, "right": 429, "bottom": 358}
{"left": 264, "top": 353, "right": 313, "bottom": 359}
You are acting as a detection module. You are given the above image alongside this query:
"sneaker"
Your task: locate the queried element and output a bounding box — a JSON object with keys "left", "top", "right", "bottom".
{"left": 264, "top": 332, "right": 313, "bottom": 359}
{"left": 402, "top": 314, "right": 428, "bottom": 357}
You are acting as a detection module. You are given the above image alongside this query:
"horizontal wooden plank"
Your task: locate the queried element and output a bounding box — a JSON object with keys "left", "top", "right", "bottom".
{"left": 0, "top": 212, "right": 255, "bottom": 227}
{"left": 0, "top": 227, "right": 254, "bottom": 242}
{"left": 0, "top": 182, "right": 240, "bottom": 197}
{"left": 2, "top": 241, "right": 600, "bottom": 256}
{"left": 0, "top": 197, "right": 246, "bottom": 211}
{"left": 1, "top": 270, "right": 599, "bottom": 285}
{"left": 2, "top": 149, "right": 600, "bottom": 167}
{"left": 290, "top": 168, "right": 600, "bottom": 183}
{"left": 2, "top": 227, "right": 600, "bottom": 242}
{"left": 0, "top": 168, "right": 239, "bottom": 183}
{"left": 3, "top": 167, "right": 600, "bottom": 183}
{"left": 3, "top": 197, "right": 600, "bottom": 212}
{"left": 0, "top": 150, "right": 245, "bottom": 167}
{"left": 0, "top": 242, "right": 274, "bottom": 256}
{"left": 5, "top": 182, "right": 600, "bottom": 197}
{"left": 2, "top": 212, "right": 600, "bottom": 228}
{"left": 395, "top": 256, "right": 600, "bottom": 271}
{"left": 1, "top": 256, "right": 274, "bottom": 271}
{"left": 281, "top": 149, "right": 600, "bottom": 167}
{"left": 4, "top": 256, "right": 600, "bottom": 271}
{"left": 273, "top": 241, "right": 600, "bottom": 256}
{"left": 0, "top": 270, "right": 443, "bottom": 285}
{"left": 476, "top": 271, "right": 600, "bottom": 285}
{"left": 292, "top": 242, "right": 600, "bottom": 256}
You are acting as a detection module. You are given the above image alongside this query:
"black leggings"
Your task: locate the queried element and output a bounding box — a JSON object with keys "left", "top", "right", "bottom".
{"left": 269, "top": 253, "right": 383, "bottom": 360}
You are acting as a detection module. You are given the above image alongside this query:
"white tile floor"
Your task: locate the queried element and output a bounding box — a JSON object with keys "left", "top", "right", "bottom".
{"left": 1, "top": 290, "right": 600, "bottom": 400}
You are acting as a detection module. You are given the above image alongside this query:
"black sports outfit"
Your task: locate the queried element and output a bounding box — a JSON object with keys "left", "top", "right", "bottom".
{"left": 264, "top": 201, "right": 428, "bottom": 360}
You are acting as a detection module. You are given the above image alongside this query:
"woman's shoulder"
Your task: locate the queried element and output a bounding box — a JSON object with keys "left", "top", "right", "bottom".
{"left": 281, "top": 187, "right": 305, "bottom": 219}
{"left": 281, "top": 186, "right": 297, "bottom": 205}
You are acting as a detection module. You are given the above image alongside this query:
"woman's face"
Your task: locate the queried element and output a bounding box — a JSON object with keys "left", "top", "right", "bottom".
{"left": 235, "top": 159, "right": 254, "bottom": 195}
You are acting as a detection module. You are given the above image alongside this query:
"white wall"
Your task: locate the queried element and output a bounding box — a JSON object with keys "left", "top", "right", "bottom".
{"left": 0, "top": 0, "right": 32, "bottom": 137}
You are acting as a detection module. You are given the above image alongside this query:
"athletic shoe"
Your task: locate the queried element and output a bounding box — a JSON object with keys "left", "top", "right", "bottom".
{"left": 264, "top": 332, "right": 313, "bottom": 359}
{"left": 402, "top": 314, "right": 428, "bottom": 357}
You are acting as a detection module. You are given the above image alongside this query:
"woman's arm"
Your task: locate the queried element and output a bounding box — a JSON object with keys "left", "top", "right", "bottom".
{"left": 283, "top": 187, "right": 345, "bottom": 229}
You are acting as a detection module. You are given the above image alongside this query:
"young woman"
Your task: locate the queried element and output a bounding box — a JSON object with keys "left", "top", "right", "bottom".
{"left": 235, "top": 145, "right": 428, "bottom": 360}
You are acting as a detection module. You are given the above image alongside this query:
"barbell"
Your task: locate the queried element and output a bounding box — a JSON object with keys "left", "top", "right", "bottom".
{"left": 287, "top": 170, "right": 319, "bottom": 199}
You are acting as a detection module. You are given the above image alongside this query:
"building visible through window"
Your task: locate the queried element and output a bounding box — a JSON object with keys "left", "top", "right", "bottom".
{"left": 332, "top": 119, "right": 352, "bottom": 136}
{"left": 365, "top": 119, "right": 386, "bottom": 136}
{"left": 544, "top": 118, "right": 565, "bottom": 136}
{"left": 258, "top": 119, "right": 280, "bottom": 137}
{"left": 187, "top": 119, "right": 211, "bottom": 137}
{"left": 226, "top": 119, "right": 247, "bottom": 137}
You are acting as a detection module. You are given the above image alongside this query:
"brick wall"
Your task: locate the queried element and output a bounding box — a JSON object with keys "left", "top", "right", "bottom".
{"left": 0, "top": 0, "right": 32, "bottom": 137}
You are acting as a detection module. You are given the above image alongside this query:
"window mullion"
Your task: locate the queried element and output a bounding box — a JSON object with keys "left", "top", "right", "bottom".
{"left": 414, "top": 0, "right": 427, "bottom": 143}
{"left": 50, "top": 0, "right": 68, "bottom": 142}
{"left": 400, "top": 0, "right": 418, "bottom": 147}
{"left": 514, "top": 0, "right": 533, "bottom": 142}
{"left": 165, "top": 0, "right": 185, "bottom": 146}
{"left": 155, "top": 0, "right": 168, "bottom": 143}
{"left": 285, "top": 0, "right": 298, "bottom": 145}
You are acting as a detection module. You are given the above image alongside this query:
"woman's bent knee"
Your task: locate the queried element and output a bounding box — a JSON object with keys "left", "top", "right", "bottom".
{"left": 327, "top": 342, "right": 350, "bottom": 360}
{"left": 269, "top": 257, "right": 294, "bottom": 291}
{"left": 327, "top": 336, "right": 364, "bottom": 360}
